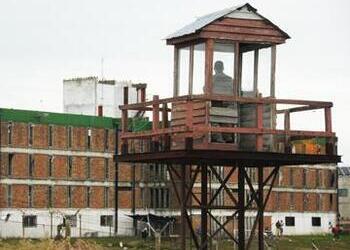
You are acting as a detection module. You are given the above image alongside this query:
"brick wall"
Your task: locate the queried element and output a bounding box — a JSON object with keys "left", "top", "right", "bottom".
{"left": 12, "top": 123, "right": 28, "bottom": 147}
{"left": 34, "top": 185, "right": 48, "bottom": 208}
{"left": 12, "top": 185, "right": 28, "bottom": 208}
{"left": 72, "top": 156, "right": 86, "bottom": 180}
{"left": 72, "top": 127, "right": 86, "bottom": 150}
{"left": 91, "top": 128, "right": 104, "bottom": 152}
{"left": 33, "top": 124, "right": 48, "bottom": 148}
{"left": 53, "top": 126, "right": 67, "bottom": 149}
{"left": 53, "top": 156, "right": 68, "bottom": 179}
{"left": 0, "top": 122, "right": 8, "bottom": 146}
{"left": 72, "top": 186, "right": 85, "bottom": 208}
{"left": 33, "top": 154, "right": 48, "bottom": 178}
{"left": 54, "top": 186, "right": 67, "bottom": 208}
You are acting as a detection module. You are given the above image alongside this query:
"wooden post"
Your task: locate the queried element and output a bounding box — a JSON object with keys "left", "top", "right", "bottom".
{"left": 325, "top": 107, "right": 332, "bottom": 133}
{"left": 205, "top": 39, "right": 214, "bottom": 95}
{"left": 284, "top": 111, "right": 291, "bottom": 153}
{"left": 234, "top": 42, "right": 240, "bottom": 97}
{"left": 253, "top": 49, "right": 259, "bottom": 96}
{"left": 152, "top": 95, "right": 160, "bottom": 130}
{"left": 173, "top": 47, "right": 180, "bottom": 97}
{"left": 325, "top": 107, "right": 333, "bottom": 155}
{"left": 121, "top": 87, "right": 129, "bottom": 154}
{"left": 181, "top": 164, "right": 187, "bottom": 250}
{"left": 238, "top": 166, "right": 245, "bottom": 250}
{"left": 162, "top": 103, "right": 170, "bottom": 150}
{"left": 258, "top": 167, "right": 264, "bottom": 250}
{"left": 122, "top": 87, "right": 129, "bottom": 133}
{"left": 152, "top": 95, "right": 160, "bottom": 151}
{"left": 162, "top": 103, "right": 168, "bottom": 129}
{"left": 140, "top": 87, "right": 146, "bottom": 102}
{"left": 114, "top": 126, "right": 119, "bottom": 235}
{"left": 270, "top": 45, "right": 276, "bottom": 98}
{"left": 201, "top": 165, "right": 208, "bottom": 250}
{"left": 256, "top": 103, "right": 263, "bottom": 151}
{"left": 189, "top": 45, "right": 194, "bottom": 95}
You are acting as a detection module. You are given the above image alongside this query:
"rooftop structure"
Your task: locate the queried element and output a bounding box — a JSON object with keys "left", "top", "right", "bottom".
{"left": 63, "top": 77, "right": 146, "bottom": 118}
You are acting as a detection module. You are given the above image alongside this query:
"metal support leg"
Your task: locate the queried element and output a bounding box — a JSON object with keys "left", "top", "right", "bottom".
{"left": 258, "top": 167, "right": 264, "bottom": 250}
{"left": 201, "top": 165, "right": 208, "bottom": 250}
{"left": 238, "top": 166, "right": 245, "bottom": 250}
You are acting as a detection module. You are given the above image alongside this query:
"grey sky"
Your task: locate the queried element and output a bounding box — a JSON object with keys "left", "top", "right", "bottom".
{"left": 0, "top": 0, "right": 349, "bottom": 163}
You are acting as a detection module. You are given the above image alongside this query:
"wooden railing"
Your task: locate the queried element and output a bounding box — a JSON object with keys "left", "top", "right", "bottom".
{"left": 119, "top": 91, "right": 336, "bottom": 155}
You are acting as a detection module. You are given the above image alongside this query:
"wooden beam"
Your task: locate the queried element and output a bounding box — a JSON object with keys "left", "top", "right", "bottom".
{"left": 270, "top": 45, "right": 276, "bottom": 97}
{"left": 189, "top": 45, "right": 194, "bottom": 95}
{"left": 173, "top": 47, "right": 180, "bottom": 97}
{"left": 253, "top": 49, "right": 259, "bottom": 95}
{"left": 119, "top": 94, "right": 333, "bottom": 110}
{"left": 204, "top": 39, "right": 214, "bottom": 95}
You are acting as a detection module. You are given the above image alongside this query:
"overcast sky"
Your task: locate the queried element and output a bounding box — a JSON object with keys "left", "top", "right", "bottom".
{"left": 0, "top": 0, "right": 349, "bottom": 164}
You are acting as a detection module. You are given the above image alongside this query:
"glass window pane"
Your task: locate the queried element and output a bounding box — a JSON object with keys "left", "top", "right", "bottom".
{"left": 179, "top": 47, "right": 190, "bottom": 96}
{"left": 258, "top": 48, "right": 271, "bottom": 97}
{"left": 193, "top": 43, "right": 205, "bottom": 95}
{"left": 241, "top": 51, "right": 254, "bottom": 93}
{"left": 212, "top": 43, "right": 235, "bottom": 96}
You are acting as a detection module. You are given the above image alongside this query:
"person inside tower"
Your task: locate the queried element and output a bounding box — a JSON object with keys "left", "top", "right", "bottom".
{"left": 212, "top": 60, "right": 234, "bottom": 95}
{"left": 211, "top": 60, "right": 236, "bottom": 143}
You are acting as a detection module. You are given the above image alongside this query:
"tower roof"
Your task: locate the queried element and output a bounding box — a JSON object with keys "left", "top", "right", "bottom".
{"left": 166, "top": 3, "right": 290, "bottom": 45}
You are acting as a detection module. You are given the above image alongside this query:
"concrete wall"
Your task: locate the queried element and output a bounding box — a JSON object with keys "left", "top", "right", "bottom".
{"left": 0, "top": 209, "right": 134, "bottom": 238}
{"left": 63, "top": 77, "right": 97, "bottom": 116}
{"left": 63, "top": 77, "right": 138, "bottom": 118}
{"left": 339, "top": 176, "right": 350, "bottom": 220}
{"left": 271, "top": 212, "right": 336, "bottom": 235}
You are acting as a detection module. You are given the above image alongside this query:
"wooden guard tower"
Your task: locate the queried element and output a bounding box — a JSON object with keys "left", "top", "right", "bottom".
{"left": 117, "top": 3, "right": 340, "bottom": 250}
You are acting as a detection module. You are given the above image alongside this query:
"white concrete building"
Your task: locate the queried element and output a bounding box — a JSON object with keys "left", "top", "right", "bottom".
{"left": 63, "top": 77, "right": 140, "bottom": 118}
{"left": 339, "top": 166, "right": 350, "bottom": 220}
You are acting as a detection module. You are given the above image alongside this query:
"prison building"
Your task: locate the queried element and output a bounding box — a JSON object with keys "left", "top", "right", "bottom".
{"left": 0, "top": 108, "right": 138, "bottom": 238}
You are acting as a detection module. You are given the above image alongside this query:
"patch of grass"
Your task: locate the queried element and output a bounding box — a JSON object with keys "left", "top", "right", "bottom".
{"left": 0, "top": 234, "right": 349, "bottom": 250}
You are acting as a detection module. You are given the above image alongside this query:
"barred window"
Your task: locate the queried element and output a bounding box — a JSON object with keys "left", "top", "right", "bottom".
{"left": 100, "top": 215, "right": 113, "bottom": 227}
{"left": 23, "top": 215, "right": 37, "bottom": 228}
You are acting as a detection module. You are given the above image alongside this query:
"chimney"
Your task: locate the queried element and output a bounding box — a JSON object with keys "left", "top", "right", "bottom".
{"left": 98, "top": 105, "right": 103, "bottom": 116}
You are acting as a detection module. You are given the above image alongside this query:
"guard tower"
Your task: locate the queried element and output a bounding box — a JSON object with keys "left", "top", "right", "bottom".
{"left": 117, "top": 3, "right": 340, "bottom": 250}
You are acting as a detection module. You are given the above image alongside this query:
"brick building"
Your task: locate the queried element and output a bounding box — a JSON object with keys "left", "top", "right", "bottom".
{"left": 0, "top": 108, "right": 135, "bottom": 237}
{"left": 0, "top": 107, "right": 338, "bottom": 238}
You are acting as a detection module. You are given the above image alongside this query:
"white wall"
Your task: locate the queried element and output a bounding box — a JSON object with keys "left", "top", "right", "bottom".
{"left": 0, "top": 209, "right": 134, "bottom": 238}
{"left": 339, "top": 176, "right": 350, "bottom": 219}
{"left": 63, "top": 77, "right": 138, "bottom": 118}
{"left": 270, "top": 212, "right": 336, "bottom": 235}
{"left": 63, "top": 77, "right": 97, "bottom": 116}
